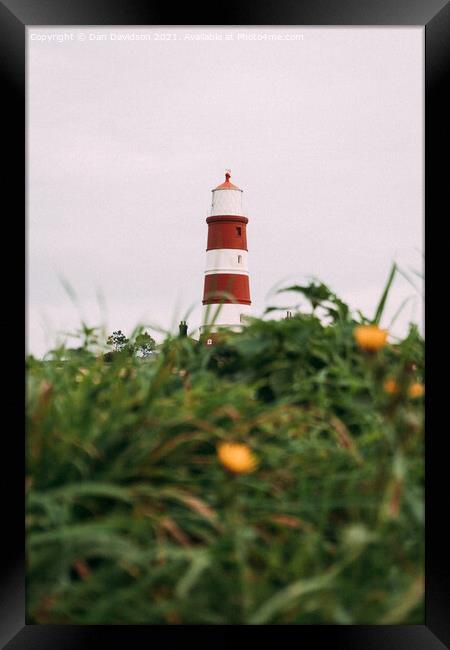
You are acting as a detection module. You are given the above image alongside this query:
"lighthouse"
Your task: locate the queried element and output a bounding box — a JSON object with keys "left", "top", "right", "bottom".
{"left": 200, "top": 171, "right": 251, "bottom": 342}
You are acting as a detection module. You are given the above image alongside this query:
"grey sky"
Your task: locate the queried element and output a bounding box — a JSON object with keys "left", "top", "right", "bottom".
{"left": 28, "top": 27, "right": 423, "bottom": 357}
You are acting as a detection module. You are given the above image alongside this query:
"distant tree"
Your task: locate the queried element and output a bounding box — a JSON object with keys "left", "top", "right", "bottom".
{"left": 134, "top": 332, "right": 156, "bottom": 358}
{"left": 106, "top": 330, "right": 129, "bottom": 352}
{"left": 105, "top": 329, "right": 155, "bottom": 360}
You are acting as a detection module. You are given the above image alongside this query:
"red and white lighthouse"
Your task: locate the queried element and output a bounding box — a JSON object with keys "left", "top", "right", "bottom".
{"left": 200, "top": 171, "right": 251, "bottom": 339}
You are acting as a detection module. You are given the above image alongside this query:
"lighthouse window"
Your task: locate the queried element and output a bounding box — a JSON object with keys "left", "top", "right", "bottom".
{"left": 238, "top": 255, "right": 242, "bottom": 264}
{"left": 236, "top": 227, "right": 241, "bottom": 236}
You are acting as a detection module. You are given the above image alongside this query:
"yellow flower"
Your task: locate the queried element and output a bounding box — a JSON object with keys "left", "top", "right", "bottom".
{"left": 383, "top": 378, "right": 399, "bottom": 394}
{"left": 217, "top": 442, "right": 258, "bottom": 474}
{"left": 354, "top": 325, "right": 388, "bottom": 352}
{"left": 408, "top": 382, "right": 424, "bottom": 399}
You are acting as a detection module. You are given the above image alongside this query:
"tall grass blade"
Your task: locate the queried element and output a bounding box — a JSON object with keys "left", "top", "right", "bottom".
{"left": 373, "top": 263, "right": 397, "bottom": 325}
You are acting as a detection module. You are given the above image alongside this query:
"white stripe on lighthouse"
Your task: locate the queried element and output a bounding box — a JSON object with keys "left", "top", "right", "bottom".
{"left": 201, "top": 303, "right": 251, "bottom": 330}
{"left": 205, "top": 248, "right": 248, "bottom": 275}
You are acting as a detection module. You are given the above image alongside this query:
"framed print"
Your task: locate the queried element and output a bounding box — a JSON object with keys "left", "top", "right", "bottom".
{"left": 2, "top": 0, "right": 448, "bottom": 647}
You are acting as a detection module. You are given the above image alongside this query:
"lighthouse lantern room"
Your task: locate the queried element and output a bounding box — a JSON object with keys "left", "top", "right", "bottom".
{"left": 201, "top": 171, "right": 251, "bottom": 340}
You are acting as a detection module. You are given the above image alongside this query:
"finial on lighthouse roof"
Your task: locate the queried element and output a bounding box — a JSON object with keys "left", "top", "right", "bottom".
{"left": 214, "top": 169, "right": 241, "bottom": 191}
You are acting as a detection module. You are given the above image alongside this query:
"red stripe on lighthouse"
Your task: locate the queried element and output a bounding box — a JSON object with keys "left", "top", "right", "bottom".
{"left": 202, "top": 273, "right": 251, "bottom": 305}
{"left": 206, "top": 216, "right": 248, "bottom": 251}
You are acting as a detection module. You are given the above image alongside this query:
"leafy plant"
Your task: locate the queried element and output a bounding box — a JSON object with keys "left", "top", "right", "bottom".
{"left": 26, "top": 272, "right": 424, "bottom": 624}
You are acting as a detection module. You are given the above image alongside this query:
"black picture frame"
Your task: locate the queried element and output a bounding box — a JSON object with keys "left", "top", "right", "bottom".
{"left": 3, "top": 0, "right": 448, "bottom": 647}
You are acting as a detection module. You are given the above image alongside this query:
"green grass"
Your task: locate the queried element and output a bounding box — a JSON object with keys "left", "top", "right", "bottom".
{"left": 26, "top": 274, "right": 424, "bottom": 624}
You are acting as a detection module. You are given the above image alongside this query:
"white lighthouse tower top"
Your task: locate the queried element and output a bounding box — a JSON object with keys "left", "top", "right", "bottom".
{"left": 210, "top": 170, "right": 244, "bottom": 217}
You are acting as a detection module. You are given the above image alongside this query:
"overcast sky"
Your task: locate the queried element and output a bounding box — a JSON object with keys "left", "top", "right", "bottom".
{"left": 28, "top": 27, "right": 423, "bottom": 357}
